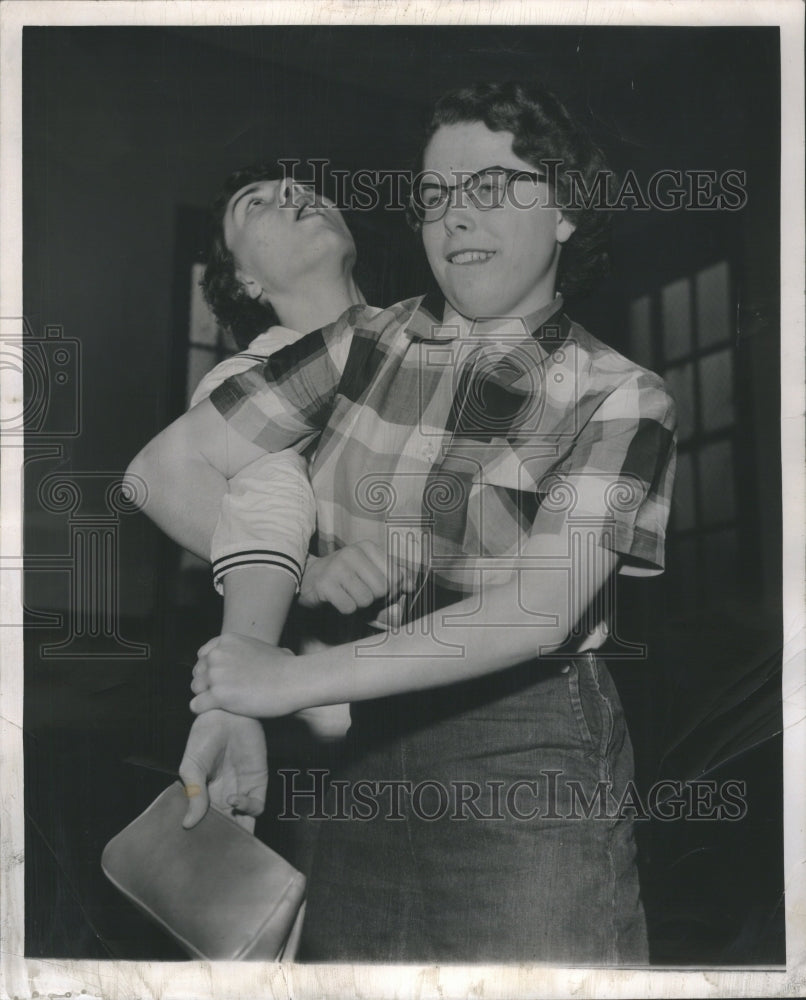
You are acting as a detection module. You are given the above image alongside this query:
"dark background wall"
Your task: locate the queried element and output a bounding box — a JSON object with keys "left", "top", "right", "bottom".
{"left": 22, "top": 26, "right": 783, "bottom": 963}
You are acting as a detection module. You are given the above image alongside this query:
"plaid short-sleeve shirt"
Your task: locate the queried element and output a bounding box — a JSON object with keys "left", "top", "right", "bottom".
{"left": 211, "top": 292, "right": 677, "bottom": 634}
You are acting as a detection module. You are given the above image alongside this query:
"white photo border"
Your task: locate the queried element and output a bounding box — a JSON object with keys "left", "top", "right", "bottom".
{"left": 1, "top": 1, "right": 803, "bottom": 997}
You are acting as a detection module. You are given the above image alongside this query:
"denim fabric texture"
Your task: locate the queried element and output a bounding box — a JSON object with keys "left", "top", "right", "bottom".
{"left": 299, "top": 653, "right": 648, "bottom": 964}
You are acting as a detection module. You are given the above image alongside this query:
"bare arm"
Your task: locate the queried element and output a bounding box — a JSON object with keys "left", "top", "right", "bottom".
{"left": 221, "top": 567, "right": 297, "bottom": 644}
{"left": 124, "top": 397, "right": 270, "bottom": 559}
{"left": 127, "top": 398, "right": 299, "bottom": 830}
{"left": 189, "top": 535, "right": 620, "bottom": 717}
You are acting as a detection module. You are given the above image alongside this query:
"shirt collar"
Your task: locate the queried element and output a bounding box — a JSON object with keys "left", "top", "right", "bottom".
{"left": 404, "top": 290, "right": 567, "bottom": 348}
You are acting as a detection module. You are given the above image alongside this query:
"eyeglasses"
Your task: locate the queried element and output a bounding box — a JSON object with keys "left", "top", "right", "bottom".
{"left": 408, "top": 165, "right": 547, "bottom": 225}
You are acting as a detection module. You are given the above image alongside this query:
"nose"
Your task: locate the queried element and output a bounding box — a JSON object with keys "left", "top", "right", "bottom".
{"left": 442, "top": 186, "right": 475, "bottom": 234}
{"left": 280, "top": 179, "right": 316, "bottom": 210}
{"left": 296, "top": 183, "right": 317, "bottom": 206}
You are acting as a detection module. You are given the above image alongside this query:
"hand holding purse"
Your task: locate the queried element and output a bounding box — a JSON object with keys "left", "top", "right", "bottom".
{"left": 102, "top": 781, "right": 306, "bottom": 961}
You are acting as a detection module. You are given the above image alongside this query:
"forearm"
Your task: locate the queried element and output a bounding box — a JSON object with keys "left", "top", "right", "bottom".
{"left": 290, "top": 548, "right": 618, "bottom": 710}
{"left": 189, "top": 537, "right": 620, "bottom": 720}
{"left": 293, "top": 583, "right": 551, "bottom": 708}
{"left": 221, "top": 567, "right": 297, "bottom": 645}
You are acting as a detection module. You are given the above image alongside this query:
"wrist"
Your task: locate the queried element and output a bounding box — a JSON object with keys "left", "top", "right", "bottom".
{"left": 284, "top": 650, "right": 332, "bottom": 714}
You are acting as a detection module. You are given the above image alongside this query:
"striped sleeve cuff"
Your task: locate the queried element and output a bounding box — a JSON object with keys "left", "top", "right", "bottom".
{"left": 211, "top": 548, "right": 303, "bottom": 595}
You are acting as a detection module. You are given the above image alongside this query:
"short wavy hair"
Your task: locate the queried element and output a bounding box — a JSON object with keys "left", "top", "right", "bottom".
{"left": 200, "top": 163, "right": 285, "bottom": 350}
{"left": 411, "top": 80, "right": 613, "bottom": 298}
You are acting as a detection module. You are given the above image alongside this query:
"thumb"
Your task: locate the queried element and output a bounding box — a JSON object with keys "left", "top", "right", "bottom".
{"left": 189, "top": 691, "right": 218, "bottom": 715}
{"left": 178, "top": 762, "right": 210, "bottom": 830}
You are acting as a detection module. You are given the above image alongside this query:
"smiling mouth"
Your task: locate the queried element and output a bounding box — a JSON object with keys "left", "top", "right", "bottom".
{"left": 447, "top": 250, "right": 496, "bottom": 265}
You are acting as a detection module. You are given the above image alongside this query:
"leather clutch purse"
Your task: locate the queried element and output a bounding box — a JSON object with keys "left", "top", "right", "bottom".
{"left": 101, "top": 781, "right": 306, "bottom": 961}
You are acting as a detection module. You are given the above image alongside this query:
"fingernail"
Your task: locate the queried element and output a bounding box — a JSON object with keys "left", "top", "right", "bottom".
{"left": 184, "top": 784, "right": 202, "bottom": 798}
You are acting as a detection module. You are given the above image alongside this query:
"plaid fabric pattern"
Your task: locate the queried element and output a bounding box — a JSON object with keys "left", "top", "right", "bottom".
{"left": 191, "top": 326, "right": 319, "bottom": 594}
{"left": 211, "top": 293, "right": 677, "bottom": 617}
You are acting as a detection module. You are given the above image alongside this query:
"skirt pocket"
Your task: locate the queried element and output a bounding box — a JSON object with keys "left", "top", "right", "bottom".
{"left": 563, "top": 659, "right": 596, "bottom": 750}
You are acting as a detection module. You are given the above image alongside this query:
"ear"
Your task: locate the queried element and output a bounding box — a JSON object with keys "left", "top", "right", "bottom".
{"left": 556, "top": 213, "right": 576, "bottom": 245}
{"left": 236, "top": 270, "right": 265, "bottom": 302}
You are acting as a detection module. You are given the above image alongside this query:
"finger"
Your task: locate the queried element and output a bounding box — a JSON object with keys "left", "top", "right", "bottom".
{"left": 353, "top": 544, "right": 392, "bottom": 594}
{"left": 338, "top": 574, "right": 376, "bottom": 608}
{"left": 190, "top": 672, "right": 208, "bottom": 695}
{"left": 236, "top": 767, "right": 267, "bottom": 815}
{"left": 321, "top": 582, "right": 358, "bottom": 615}
{"left": 226, "top": 792, "right": 266, "bottom": 818}
{"left": 330, "top": 544, "right": 388, "bottom": 596}
{"left": 353, "top": 562, "right": 391, "bottom": 600}
{"left": 191, "top": 659, "right": 211, "bottom": 681}
{"left": 196, "top": 636, "right": 220, "bottom": 658}
{"left": 356, "top": 539, "right": 389, "bottom": 571}
{"left": 328, "top": 552, "right": 389, "bottom": 602}
{"left": 178, "top": 760, "right": 210, "bottom": 829}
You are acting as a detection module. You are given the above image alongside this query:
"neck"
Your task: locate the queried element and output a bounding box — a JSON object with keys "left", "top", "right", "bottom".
{"left": 271, "top": 273, "right": 365, "bottom": 335}
{"left": 442, "top": 287, "right": 563, "bottom": 344}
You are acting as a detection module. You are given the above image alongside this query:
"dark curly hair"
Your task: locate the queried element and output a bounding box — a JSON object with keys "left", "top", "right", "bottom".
{"left": 410, "top": 80, "right": 613, "bottom": 298}
{"left": 200, "top": 163, "right": 286, "bottom": 350}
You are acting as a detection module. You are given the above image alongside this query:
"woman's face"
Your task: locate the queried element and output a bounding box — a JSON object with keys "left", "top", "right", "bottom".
{"left": 224, "top": 177, "right": 356, "bottom": 303}
{"left": 420, "top": 122, "right": 574, "bottom": 321}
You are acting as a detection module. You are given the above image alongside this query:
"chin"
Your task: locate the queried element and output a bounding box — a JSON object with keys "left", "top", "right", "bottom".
{"left": 440, "top": 274, "right": 503, "bottom": 317}
{"left": 445, "top": 290, "right": 506, "bottom": 321}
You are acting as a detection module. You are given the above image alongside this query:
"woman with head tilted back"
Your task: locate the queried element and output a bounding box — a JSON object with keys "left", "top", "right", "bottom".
{"left": 129, "top": 82, "right": 676, "bottom": 962}
{"left": 157, "top": 163, "right": 370, "bottom": 832}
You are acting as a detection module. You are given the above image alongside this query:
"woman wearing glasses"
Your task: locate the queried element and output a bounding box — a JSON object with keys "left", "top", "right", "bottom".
{"left": 129, "top": 80, "right": 676, "bottom": 963}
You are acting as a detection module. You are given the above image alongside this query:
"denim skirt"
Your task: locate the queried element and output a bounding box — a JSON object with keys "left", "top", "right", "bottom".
{"left": 298, "top": 653, "right": 648, "bottom": 964}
